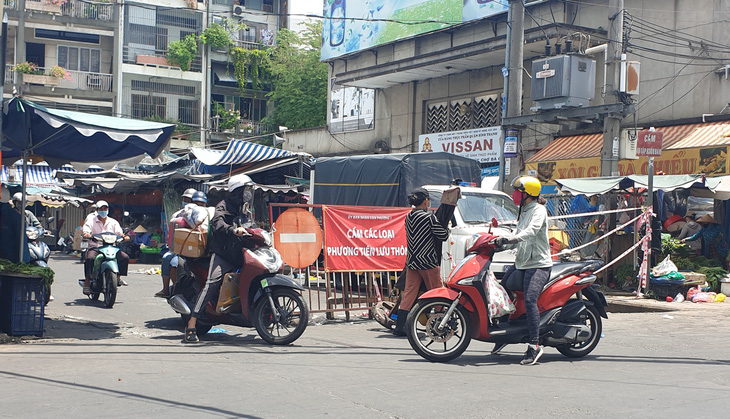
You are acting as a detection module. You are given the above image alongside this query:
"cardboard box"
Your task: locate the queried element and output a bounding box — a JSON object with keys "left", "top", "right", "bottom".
{"left": 72, "top": 228, "right": 82, "bottom": 251}
{"left": 172, "top": 228, "right": 206, "bottom": 258}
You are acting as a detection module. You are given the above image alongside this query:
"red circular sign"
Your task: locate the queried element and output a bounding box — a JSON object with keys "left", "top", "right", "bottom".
{"left": 273, "top": 208, "right": 323, "bottom": 269}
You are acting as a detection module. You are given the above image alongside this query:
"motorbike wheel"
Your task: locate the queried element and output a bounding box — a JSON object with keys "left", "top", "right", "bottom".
{"left": 406, "top": 298, "right": 471, "bottom": 363}
{"left": 89, "top": 292, "right": 100, "bottom": 301}
{"left": 556, "top": 305, "right": 602, "bottom": 358}
{"left": 254, "top": 288, "right": 309, "bottom": 345}
{"left": 103, "top": 271, "right": 118, "bottom": 308}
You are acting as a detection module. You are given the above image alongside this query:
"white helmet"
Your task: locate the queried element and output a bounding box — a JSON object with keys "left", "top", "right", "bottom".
{"left": 228, "top": 174, "right": 254, "bottom": 192}
{"left": 12, "top": 192, "right": 22, "bottom": 202}
{"left": 182, "top": 188, "right": 197, "bottom": 199}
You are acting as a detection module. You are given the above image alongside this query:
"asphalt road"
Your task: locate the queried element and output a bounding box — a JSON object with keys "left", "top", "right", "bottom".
{"left": 1, "top": 254, "right": 730, "bottom": 418}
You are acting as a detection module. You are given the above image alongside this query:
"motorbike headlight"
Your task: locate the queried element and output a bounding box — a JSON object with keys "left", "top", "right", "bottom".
{"left": 251, "top": 247, "right": 283, "bottom": 273}
{"left": 101, "top": 233, "right": 117, "bottom": 244}
{"left": 26, "top": 228, "right": 39, "bottom": 240}
{"left": 260, "top": 230, "right": 273, "bottom": 247}
{"left": 456, "top": 276, "right": 477, "bottom": 286}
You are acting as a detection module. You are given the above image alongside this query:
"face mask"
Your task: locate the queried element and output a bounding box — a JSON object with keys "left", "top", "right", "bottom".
{"left": 512, "top": 190, "right": 524, "bottom": 206}
{"left": 97, "top": 210, "right": 109, "bottom": 218}
{"left": 182, "top": 202, "right": 188, "bottom": 207}
{"left": 243, "top": 191, "right": 253, "bottom": 203}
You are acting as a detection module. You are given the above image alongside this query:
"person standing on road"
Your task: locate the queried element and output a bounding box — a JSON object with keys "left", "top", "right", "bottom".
{"left": 495, "top": 176, "right": 552, "bottom": 365}
{"left": 392, "top": 187, "right": 449, "bottom": 336}
{"left": 183, "top": 175, "right": 257, "bottom": 343}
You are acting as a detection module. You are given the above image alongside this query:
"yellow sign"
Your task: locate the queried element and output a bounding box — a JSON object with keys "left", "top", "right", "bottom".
{"left": 526, "top": 146, "right": 728, "bottom": 184}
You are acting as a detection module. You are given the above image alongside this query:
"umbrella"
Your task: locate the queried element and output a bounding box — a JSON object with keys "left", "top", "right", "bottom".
{"left": 1, "top": 97, "right": 175, "bottom": 261}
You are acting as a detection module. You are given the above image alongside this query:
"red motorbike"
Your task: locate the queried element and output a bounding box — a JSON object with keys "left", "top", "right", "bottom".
{"left": 405, "top": 231, "right": 607, "bottom": 362}
{"left": 168, "top": 228, "right": 309, "bottom": 345}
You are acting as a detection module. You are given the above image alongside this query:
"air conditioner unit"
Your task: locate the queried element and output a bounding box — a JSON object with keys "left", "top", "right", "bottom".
{"left": 530, "top": 54, "right": 596, "bottom": 111}
{"left": 233, "top": 5, "right": 245, "bottom": 17}
{"left": 619, "top": 129, "right": 638, "bottom": 160}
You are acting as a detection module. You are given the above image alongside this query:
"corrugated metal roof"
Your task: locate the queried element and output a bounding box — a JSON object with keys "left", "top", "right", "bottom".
{"left": 526, "top": 121, "right": 730, "bottom": 163}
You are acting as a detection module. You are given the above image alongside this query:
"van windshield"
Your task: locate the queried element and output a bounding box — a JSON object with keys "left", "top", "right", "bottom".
{"left": 457, "top": 192, "right": 519, "bottom": 224}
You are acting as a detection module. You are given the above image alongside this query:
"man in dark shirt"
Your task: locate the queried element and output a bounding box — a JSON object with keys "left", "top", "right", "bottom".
{"left": 183, "top": 174, "right": 256, "bottom": 343}
{"left": 393, "top": 187, "right": 449, "bottom": 336}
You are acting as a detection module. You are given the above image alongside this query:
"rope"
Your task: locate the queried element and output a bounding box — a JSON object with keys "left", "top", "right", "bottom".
{"left": 555, "top": 212, "right": 643, "bottom": 256}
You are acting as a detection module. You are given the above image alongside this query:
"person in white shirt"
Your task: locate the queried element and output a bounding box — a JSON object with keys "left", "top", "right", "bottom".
{"left": 81, "top": 200, "right": 130, "bottom": 295}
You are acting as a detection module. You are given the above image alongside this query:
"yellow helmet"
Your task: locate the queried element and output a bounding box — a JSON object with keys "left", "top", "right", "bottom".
{"left": 512, "top": 176, "right": 541, "bottom": 197}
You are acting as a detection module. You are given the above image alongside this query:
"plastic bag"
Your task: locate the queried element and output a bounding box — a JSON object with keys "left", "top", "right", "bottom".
{"left": 690, "top": 292, "right": 716, "bottom": 303}
{"left": 216, "top": 273, "right": 241, "bottom": 313}
{"left": 485, "top": 271, "right": 515, "bottom": 320}
{"left": 714, "top": 293, "right": 726, "bottom": 302}
{"left": 651, "top": 255, "right": 678, "bottom": 277}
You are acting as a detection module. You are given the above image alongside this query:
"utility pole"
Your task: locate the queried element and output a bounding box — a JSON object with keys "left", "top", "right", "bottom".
{"left": 600, "top": 0, "right": 624, "bottom": 177}
{"left": 499, "top": 0, "right": 525, "bottom": 191}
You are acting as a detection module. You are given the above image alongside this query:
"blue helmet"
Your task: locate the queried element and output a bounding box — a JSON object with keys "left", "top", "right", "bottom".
{"left": 191, "top": 191, "right": 207, "bottom": 204}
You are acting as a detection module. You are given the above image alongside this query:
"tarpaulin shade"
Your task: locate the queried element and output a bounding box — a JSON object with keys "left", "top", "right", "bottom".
{"left": 191, "top": 140, "right": 295, "bottom": 166}
{"left": 313, "top": 152, "right": 481, "bottom": 207}
{"left": 2, "top": 98, "right": 174, "bottom": 165}
{"left": 555, "top": 175, "right": 721, "bottom": 195}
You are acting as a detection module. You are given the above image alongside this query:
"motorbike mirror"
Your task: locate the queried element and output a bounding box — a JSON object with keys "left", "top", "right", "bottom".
{"left": 46, "top": 216, "right": 55, "bottom": 225}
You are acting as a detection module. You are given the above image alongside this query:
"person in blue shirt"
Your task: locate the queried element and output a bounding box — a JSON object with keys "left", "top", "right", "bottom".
{"left": 683, "top": 214, "right": 728, "bottom": 263}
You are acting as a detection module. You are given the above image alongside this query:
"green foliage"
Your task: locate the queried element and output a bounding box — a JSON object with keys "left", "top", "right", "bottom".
{"left": 262, "top": 21, "right": 327, "bottom": 130}
{"left": 231, "top": 47, "right": 269, "bottom": 93}
{"left": 614, "top": 263, "right": 637, "bottom": 287}
{"left": 13, "top": 61, "right": 37, "bottom": 74}
{"left": 0, "top": 259, "right": 54, "bottom": 288}
{"left": 697, "top": 266, "right": 728, "bottom": 292}
{"left": 200, "top": 23, "right": 231, "bottom": 50}
{"left": 661, "top": 234, "right": 688, "bottom": 257}
{"left": 166, "top": 34, "right": 198, "bottom": 71}
{"left": 211, "top": 101, "right": 239, "bottom": 131}
{"left": 672, "top": 256, "right": 697, "bottom": 271}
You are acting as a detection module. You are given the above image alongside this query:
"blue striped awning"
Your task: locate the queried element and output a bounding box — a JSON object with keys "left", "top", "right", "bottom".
{"left": 191, "top": 140, "right": 295, "bottom": 166}
{"left": 1, "top": 163, "right": 103, "bottom": 186}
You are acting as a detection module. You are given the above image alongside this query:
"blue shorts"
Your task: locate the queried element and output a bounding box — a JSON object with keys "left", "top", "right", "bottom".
{"left": 160, "top": 252, "right": 179, "bottom": 276}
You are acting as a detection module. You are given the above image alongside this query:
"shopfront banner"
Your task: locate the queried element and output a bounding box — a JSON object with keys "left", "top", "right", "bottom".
{"left": 322, "top": 205, "right": 410, "bottom": 272}
{"left": 526, "top": 146, "right": 728, "bottom": 184}
{"left": 418, "top": 126, "right": 502, "bottom": 163}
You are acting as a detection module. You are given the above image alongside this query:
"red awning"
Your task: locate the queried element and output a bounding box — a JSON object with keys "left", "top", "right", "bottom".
{"left": 526, "top": 121, "right": 730, "bottom": 163}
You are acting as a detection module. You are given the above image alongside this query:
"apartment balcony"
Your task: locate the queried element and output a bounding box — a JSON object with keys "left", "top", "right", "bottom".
{"left": 7, "top": 64, "right": 113, "bottom": 92}
{"left": 122, "top": 47, "right": 203, "bottom": 73}
{"left": 4, "top": 0, "right": 114, "bottom": 22}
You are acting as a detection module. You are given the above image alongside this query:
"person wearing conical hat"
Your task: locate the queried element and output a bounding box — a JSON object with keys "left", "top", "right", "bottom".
{"left": 682, "top": 214, "right": 728, "bottom": 263}
{"left": 131, "top": 225, "right": 151, "bottom": 247}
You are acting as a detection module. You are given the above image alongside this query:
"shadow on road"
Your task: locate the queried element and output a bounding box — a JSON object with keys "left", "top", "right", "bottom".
{"left": 41, "top": 317, "right": 122, "bottom": 340}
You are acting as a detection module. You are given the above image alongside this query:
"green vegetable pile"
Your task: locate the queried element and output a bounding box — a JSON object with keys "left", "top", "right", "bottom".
{"left": 0, "top": 259, "right": 54, "bottom": 288}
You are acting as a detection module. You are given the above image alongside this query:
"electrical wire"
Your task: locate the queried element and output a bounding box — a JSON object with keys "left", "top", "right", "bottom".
{"left": 637, "top": 70, "right": 714, "bottom": 121}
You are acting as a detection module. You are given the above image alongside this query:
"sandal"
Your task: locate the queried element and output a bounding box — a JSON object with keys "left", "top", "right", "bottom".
{"left": 183, "top": 328, "right": 199, "bottom": 343}
{"left": 154, "top": 291, "right": 169, "bottom": 298}
{"left": 83, "top": 286, "right": 91, "bottom": 296}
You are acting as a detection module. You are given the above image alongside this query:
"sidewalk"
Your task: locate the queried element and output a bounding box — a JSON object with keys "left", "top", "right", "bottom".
{"left": 606, "top": 292, "right": 730, "bottom": 315}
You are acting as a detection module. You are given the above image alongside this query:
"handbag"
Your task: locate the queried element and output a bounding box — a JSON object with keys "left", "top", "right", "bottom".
{"left": 485, "top": 271, "right": 515, "bottom": 320}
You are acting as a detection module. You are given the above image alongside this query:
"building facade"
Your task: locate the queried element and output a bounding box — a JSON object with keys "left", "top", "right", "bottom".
{"left": 3, "top": 0, "right": 286, "bottom": 153}
{"left": 285, "top": 0, "right": 730, "bottom": 183}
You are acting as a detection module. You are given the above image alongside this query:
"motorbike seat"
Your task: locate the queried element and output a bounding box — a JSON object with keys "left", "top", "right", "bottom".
{"left": 543, "top": 260, "right": 604, "bottom": 290}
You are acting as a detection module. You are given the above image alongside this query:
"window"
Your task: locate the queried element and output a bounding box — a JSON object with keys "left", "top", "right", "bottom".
{"left": 426, "top": 93, "right": 501, "bottom": 134}
{"left": 58, "top": 46, "right": 101, "bottom": 73}
{"left": 178, "top": 99, "right": 199, "bottom": 125}
{"left": 131, "top": 94, "right": 166, "bottom": 120}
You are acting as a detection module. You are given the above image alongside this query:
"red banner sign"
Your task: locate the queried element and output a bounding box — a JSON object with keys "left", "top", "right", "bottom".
{"left": 637, "top": 130, "right": 663, "bottom": 157}
{"left": 322, "top": 205, "right": 410, "bottom": 272}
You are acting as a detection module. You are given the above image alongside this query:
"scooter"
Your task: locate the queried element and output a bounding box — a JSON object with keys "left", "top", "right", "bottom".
{"left": 405, "top": 229, "right": 608, "bottom": 363}
{"left": 77, "top": 232, "right": 123, "bottom": 308}
{"left": 27, "top": 226, "right": 52, "bottom": 305}
{"left": 168, "top": 228, "right": 309, "bottom": 345}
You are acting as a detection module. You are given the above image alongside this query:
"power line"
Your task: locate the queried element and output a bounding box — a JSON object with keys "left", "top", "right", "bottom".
{"left": 637, "top": 70, "right": 714, "bottom": 122}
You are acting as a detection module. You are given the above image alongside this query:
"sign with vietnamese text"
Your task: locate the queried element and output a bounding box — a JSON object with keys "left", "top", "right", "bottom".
{"left": 418, "top": 126, "right": 502, "bottom": 163}
{"left": 637, "top": 130, "right": 663, "bottom": 157}
{"left": 322, "top": 206, "right": 410, "bottom": 272}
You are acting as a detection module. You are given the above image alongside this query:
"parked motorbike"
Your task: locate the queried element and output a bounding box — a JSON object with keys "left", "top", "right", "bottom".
{"left": 168, "top": 228, "right": 309, "bottom": 345}
{"left": 405, "top": 229, "right": 608, "bottom": 363}
{"left": 77, "top": 232, "right": 123, "bottom": 308}
{"left": 27, "top": 226, "right": 52, "bottom": 305}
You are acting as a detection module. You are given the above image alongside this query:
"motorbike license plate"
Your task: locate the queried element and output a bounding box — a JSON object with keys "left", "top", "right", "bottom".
{"left": 80, "top": 241, "right": 88, "bottom": 249}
